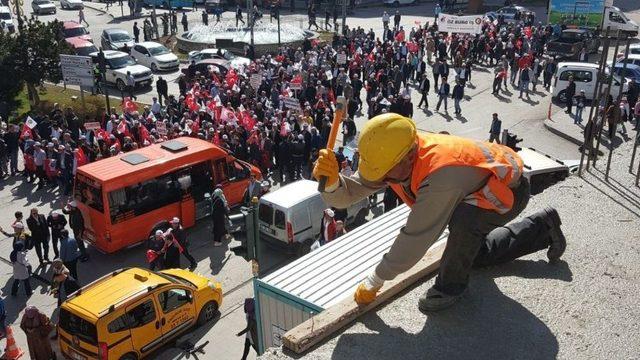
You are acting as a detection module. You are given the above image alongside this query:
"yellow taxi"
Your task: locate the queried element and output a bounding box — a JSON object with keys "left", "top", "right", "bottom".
{"left": 58, "top": 267, "right": 222, "bottom": 360}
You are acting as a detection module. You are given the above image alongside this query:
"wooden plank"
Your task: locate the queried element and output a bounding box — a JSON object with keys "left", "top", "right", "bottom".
{"left": 282, "top": 239, "right": 447, "bottom": 354}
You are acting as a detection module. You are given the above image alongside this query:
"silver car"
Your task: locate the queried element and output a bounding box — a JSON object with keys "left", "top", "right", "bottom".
{"left": 32, "top": 0, "right": 57, "bottom": 15}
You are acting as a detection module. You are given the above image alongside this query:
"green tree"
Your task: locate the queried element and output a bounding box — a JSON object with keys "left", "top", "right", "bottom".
{"left": 0, "top": 18, "right": 72, "bottom": 107}
{"left": 0, "top": 30, "right": 22, "bottom": 104}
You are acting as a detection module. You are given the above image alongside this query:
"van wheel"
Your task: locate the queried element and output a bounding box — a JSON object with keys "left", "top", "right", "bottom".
{"left": 296, "top": 239, "right": 313, "bottom": 257}
{"left": 197, "top": 301, "right": 219, "bottom": 326}
{"left": 151, "top": 63, "right": 158, "bottom": 72}
{"left": 119, "top": 353, "right": 137, "bottom": 360}
{"left": 556, "top": 90, "right": 567, "bottom": 104}
{"left": 354, "top": 208, "right": 369, "bottom": 227}
{"left": 116, "top": 79, "right": 126, "bottom": 92}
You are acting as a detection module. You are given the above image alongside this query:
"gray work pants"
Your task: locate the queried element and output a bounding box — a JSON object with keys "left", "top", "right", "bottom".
{"left": 435, "top": 178, "right": 552, "bottom": 295}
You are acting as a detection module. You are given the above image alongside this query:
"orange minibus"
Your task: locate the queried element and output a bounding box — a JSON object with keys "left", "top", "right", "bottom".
{"left": 73, "top": 137, "right": 262, "bottom": 253}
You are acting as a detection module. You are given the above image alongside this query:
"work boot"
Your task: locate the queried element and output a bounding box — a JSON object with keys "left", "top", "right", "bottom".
{"left": 418, "top": 286, "right": 465, "bottom": 313}
{"left": 543, "top": 207, "right": 566, "bottom": 262}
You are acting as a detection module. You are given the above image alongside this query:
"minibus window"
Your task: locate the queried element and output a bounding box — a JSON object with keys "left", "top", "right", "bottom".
{"left": 259, "top": 204, "right": 273, "bottom": 224}
{"left": 74, "top": 176, "right": 104, "bottom": 213}
{"left": 274, "top": 210, "right": 286, "bottom": 230}
{"left": 107, "top": 314, "right": 130, "bottom": 333}
{"left": 59, "top": 309, "right": 98, "bottom": 345}
{"left": 158, "top": 288, "right": 191, "bottom": 313}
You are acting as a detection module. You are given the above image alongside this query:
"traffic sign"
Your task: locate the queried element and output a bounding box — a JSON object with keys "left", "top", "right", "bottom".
{"left": 60, "top": 55, "right": 94, "bottom": 87}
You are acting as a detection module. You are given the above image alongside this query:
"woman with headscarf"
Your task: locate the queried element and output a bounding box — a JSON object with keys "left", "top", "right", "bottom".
{"left": 20, "top": 306, "right": 54, "bottom": 360}
{"left": 10, "top": 241, "right": 32, "bottom": 297}
{"left": 237, "top": 298, "right": 258, "bottom": 360}
{"left": 211, "top": 188, "right": 229, "bottom": 247}
{"left": 162, "top": 231, "right": 183, "bottom": 269}
{"left": 51, "top": 259, "right": 80, "bottom": 307}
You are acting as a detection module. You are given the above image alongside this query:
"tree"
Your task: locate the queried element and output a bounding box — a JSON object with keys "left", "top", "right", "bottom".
{"left": 0, "top": 18, "right": 72, "bottom": 107}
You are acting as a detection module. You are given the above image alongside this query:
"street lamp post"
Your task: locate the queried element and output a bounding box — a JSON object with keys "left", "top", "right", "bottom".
{"left": 341, "top": 0, "right": 346, "bottom": 35}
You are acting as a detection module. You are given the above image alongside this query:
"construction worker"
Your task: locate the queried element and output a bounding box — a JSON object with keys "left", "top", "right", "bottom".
{"left": 312, "top": 113, "right": 567, "bottom": 312}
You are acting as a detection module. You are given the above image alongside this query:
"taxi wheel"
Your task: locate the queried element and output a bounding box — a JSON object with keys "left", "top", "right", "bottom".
{"left": 119, "top": 353, "right": 137, "bottom": 360}
{"left": 197, "top": 301, "right": 219, "bottom": 326}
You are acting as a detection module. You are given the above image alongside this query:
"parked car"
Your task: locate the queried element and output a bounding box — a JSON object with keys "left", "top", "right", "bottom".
{"left": 616, "top": 44, "right": 640, "bottom": 59}
{"left": 130, "top": 41, "right": 180, "bottom": 72}
{"left": 32, "top": 0, "right": 56, "bottom": 14}
{"left": 485, "top": 5, "right": 532, "bottom": 23}
{"left": 0, "top": 6, "right": 15, "bottom": 33}
{"left": 551, "top": 62, "right": 629, "bottom": 103}
{"left": 101, "top": 28, "right": 135, "bottom": 52}
{"left": 258, "top": 179, "right": 369, "bottom": 256}
{"left": 382, "top": 0, "right": 417, "bottom": 7}
{"left": 58, "top": 267, "right": 222, "bottom": 360}
{"left": 187, "top": 48, "right": 250, "bottom": 70}
{"left": 181, "top": 59, "right": 229, "bottom": 80}
{"left": 546, "top": 29, "right": 600, "bottom": 59}
{"left": 89, "top": 50, "right": 153, "bottom": 91}
{"left": 612, "top": 54, "right": 640, "bottom": 68}
{"left": 60, "top": 0, "right": 84, "bottom": 9}
{"left": 62, "top": 21, "right": 92, "bottom": 42}
{"left": 610, "top": 63, "right": 640, "bottom": 83}
{"left": 65, "top": 37, "right": 98, "bottom": 57}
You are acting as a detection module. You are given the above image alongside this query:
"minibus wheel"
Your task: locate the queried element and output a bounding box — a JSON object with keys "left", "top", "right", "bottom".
{"left": 197, "top": 301, "right": 219, "bottom": 326}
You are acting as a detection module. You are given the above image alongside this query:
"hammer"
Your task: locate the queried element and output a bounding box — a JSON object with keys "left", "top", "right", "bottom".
{"left": 318, "top": 96, "right": 348, "bottom": 192}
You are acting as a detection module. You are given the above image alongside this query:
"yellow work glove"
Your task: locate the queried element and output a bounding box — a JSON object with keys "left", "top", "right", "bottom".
{"left": 354, "top": 273, "right": 385, "bottom": 306}
{"left": 312, "top": 149, "right": 339, "bottom": 190}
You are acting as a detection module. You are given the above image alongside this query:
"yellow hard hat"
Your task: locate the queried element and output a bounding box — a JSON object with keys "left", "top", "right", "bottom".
{"left": 358, "top": 113, "right": 417, "bottom": 182}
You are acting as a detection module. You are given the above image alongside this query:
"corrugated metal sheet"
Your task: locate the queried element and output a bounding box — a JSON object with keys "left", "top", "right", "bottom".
{"left": 261, "top": 204, "right": 448, "bottom": 309}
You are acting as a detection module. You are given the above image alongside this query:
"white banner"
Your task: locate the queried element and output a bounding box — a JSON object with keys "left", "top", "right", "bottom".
{"left": 84, "top": 122, "right": 101, "bottom": 131}
{"left": 156, "top": 122, "right": 167, "bottom": 136}
{"left": 25, "top": 116, "right": 37, "bottom": 129}
{"left": 250, "top": 73, "right": 262, "bottom": 89}
{"left": 437, "top": 13, "right": 484, "bottom": 34}
{"left": 283, "top": 97, "right": 301, "bottom": 111}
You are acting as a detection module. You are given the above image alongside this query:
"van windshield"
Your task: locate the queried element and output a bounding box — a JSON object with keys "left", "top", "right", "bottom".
{"left": 59, "top": 308, "right": 98, "bottom": 345}
{"left": 259, "top": 203, "right": 273, "bottom": 224}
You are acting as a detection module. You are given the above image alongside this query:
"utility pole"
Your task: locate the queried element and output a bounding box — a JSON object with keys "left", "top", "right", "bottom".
{"left": 277, "top": 5, "right": 280, "bottom": 47}
{"left": 341, "top": 0, "right": 346, "bottom": 35}
{"left": 11, "top": 0, "right": 24, "bottom": 31}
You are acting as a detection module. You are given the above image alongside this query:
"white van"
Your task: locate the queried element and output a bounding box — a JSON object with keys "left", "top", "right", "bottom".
{"left": 258, "top": 180, "right": 369, "bottom": 256}
{"left": 551, "top": 62, "right": 628, "bottom": 103}
{"left": 0, "top": 6, "right": 14, "bottom": 33}
{"left": 603, "top": 6, "right": 639, "bottom": 38}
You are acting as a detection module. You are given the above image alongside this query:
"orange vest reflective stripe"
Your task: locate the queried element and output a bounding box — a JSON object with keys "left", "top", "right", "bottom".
{"left": 388, "top": 133, "right": 524, "bottom": 214}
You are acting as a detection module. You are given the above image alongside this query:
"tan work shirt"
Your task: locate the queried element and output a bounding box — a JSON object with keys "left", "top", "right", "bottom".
{"left": 322, "top": 166, "right": 490, "bottom": 281}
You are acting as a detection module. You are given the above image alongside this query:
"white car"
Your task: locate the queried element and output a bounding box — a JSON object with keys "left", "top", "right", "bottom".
{"left": 551, "top": 62, "right": 628, "bottom": 103}
{"left": 382, "top": 0, "right": 416, "bottom": 6}
{"left": 0, "top": 6, "right": 15, "bottom": 33}
{"left": 130, "top": 42, "right": 180, "bottom": 72}
{"left": 89, "top": 50, "right": 153, "bottom": 91}
{"left": 32, "top": 0, "right": 56, "bottom": 15}
{"left": 60, "top": 0, "right": 84, "bottom": 10}
{"left": 188, "top": 48, "right": 250, "bottom": 70}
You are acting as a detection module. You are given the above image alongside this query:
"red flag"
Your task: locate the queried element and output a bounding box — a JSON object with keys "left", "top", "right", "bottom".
{"left": 95, "top": 128, "right": 110, "bottom": 144}
{"left": 122, "top": 97, "right": 137, "bottom": 113}
{"left": 117, "top": 121, "right": 130, "bottom": 137}
{"left": 240, "top": 111, "right": 256, "bottom": 131}
{"left": 225, "top": 69, "right": 238, "bottom": 88}
{"left": 328, "top": 88, "right": 336, "bottom": 104}
{"left": 407, "top": 42, "right": 419, "bottom": 53}
{"left": 212, "top": 131, "right": 221, "bottom": 146}
{"left": 75, "top": 147, "right": 88, "bottom": 167}
{"left": 20, "top": 124, "right": 33, "bottom": 139}
{"left": 191, "top": 118, "right": 200, "bottom": 134}
{"left": 140, "top": 125, "right": 152, "bottom": 144}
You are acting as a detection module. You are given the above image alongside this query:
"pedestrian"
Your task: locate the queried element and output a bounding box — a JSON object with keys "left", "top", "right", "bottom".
{"left": 492, "top": 66, "right": 507, "bottom": 94}
{"left": 4, "top": 124, "right": 20, "bottom": 176}
{"left": 10, "top": 241, "right": 32, "bottom": 297}
{"left": 543, "top": 57, "right": 556, "bottom": 89}
{"left": 243, "top": 173, "right": 262, "bottom": 205}
{"left": 325, "top": 8, "right": 331, "bottom": 30}
{"left": 202, "top": 10, "right": 208, "bottom": 26}
{"left": 132, "top": 22, "right": 142, "bottom": 43}
{"left": 0, "top": 297, "right": 6, "bottom": 338}
{"left": 417, "top": 73, "right": 430, "bottom": 109}
{"left": 32, "top": 142, "right": 47, "bottom": 189}
{"left": 20, "top": 307, "right": 54, "bottom": 359}
{"left": 564, "top": 75, "right": 576, "bottom": 114}
{"left": 59, "top": 229, "right": 80, "bottom": 282}
{"left": 393, "top": 10, "right": 401, "bottom": 31}
{"left": 307, "top": 5, "right": 319, "bottom": 30}
{"left": 171, "top": 11, "right": 178, "bottom": 34}
{"left": 143, "top": 19, "right": 151, "bottom": 41}
{"left": 156, "top": 76, "right": 168, "bottom": 106}
{"left": 0, "top": 133, "right": 7, "bottom": 178}
{"left": 162, "top": 230, "right": 182, "bottom": 269}
{"left": 573, "top": 90, "right": 586, "bottom": 124}
{"left": 147, "top": 230, "right": 166, "bottom": 270}
{"left": 489, "top": 113, "right": 502, "bottom": 143}
{"left": 435, "top": 77, "right": 450, "bottom": 112}
{"left": 335, "top": 220, "right": 347, "bottom": 237}
{"left": 1, "top": 221, "right": 32, "bottom": 249}
{"left": 236, "top": 5, "right": 245, "bottom": 27}
{"left": 381, "top": 10, "right": 389, "bottom": 29}
{"left": 452, "top": 79, "right": 464, "bottom": 115}
{"left": 79, "top": 8, "right": 89, "bottom": 26}
{"left": 168, "top": 217, "right": 197, "bottom": 271}
{"left": 181, "top": 12, "right": 189, "bottom": 32}
{"left": 634, "top": 98, "right": 640, "bottom": 130}
{"left": 126, "top": 71, "right": 136, "bottom": 100}
{"left": 162, "top": 13, "right": 169, "bottom": 36}
{"left": 237, "top": 298, "right": 258, "bottom": 360}
{"left": 50, "top": 259, "right": 80, "bottom": 307}
{"left": 318, "top": 208, "right": 336, "bottom": 245}
{"left": 211, "top": 188, "right": 229, "bottom": 247}
{"left": 62, "top": 201, "right": 89, "bottom": 261}
{"left": 518, "top": 65, "right": 531, "bottom": 99}
{"left": 313, "top": 113, "right": 567, "bottom": 311}
{"left": 26, "top": 208, "right": 50, "bottom": 266}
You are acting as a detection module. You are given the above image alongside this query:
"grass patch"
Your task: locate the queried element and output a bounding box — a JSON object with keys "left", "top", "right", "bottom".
{"left": 8, "top": 84, "right": 145, "bottom": 124}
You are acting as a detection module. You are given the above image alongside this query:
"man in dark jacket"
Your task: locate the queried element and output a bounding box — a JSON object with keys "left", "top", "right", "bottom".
{"left": 133, "top": 22, "right": 140, "bottom": 42}
{"left": 4, "top": 124, "right": 20, "bottom": 176}
{"left": 489, "top": 113, "right": 502, "bottom": 143}
{"left": 291, "top": 134, "right": 306, "bottom": 180}
{"left": 47, "top": 211, "right": 67, "bottom": 259}
{"left": 452, "top": 80, "right": 465, "bottom": 115}
{"left": 564, "top": 76, "right": 576, "bottom": 114}
{"left": 418, "top": 73, "right": 430, "bottom": 109}
{"left": 26, "top": 208, "right": 50, "bottom": 265}
{"left": 62, "top": 201, "right": 88, "bottom": 262}
{"left": 156, "top": 76, "right": 168, "bottom": 106}
{"left": 393, "top": 11, "right": 401, "bottom": 31}
{"left": 169, "top": 217, "right": 197, "bottom": 271}
{"left": 436, "top": 77, "right": 450, "bottom": 112}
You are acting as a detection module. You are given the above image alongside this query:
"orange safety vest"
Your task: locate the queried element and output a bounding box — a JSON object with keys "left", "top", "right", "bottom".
{"left": 389, "top": 133, "right": 524, "bottom": 214}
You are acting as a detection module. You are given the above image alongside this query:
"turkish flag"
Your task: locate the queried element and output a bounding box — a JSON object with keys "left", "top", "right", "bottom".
{"left": 75, "top": 147, "right": 88, "bottom": 167}
{"left": 95, "top": 128, "right": 111, "bottom": 144}
{"left": 225, "top": 69, "right": 238, "bottom": 88}
{"left": 122, "top": 97, "right": 137, "bottom": 113}
{"left": 117, "top": 120, "right": 130, "bottom": 137}
{"left": 212, "top": 131, "right": 221, "bottom": 146}
{"left": 140, "top": 125, "right": 152, "bottom": 144}
{"left": 240, "top": 111, "right": 255, "bottom": 131}
{"left": 407, "top": 42, "right": 419, "bottom": 53}
{"left": 20, "top": 124, "right": 33, "bottom": 139}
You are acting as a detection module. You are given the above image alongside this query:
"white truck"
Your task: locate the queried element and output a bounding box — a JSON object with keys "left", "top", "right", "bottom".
{"left": 548, "top": 0, "right": 638, "bottom": 38}
{"left": 89, "top": 50, "right": 153, "bottom": 92}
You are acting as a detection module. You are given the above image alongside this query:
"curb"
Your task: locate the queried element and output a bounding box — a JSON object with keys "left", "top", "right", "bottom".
{"left": 83, "top": 2, "right": 114, "bottom": 19}
{"left": 543, "top": 119, "right": 583, "bottom": 146}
